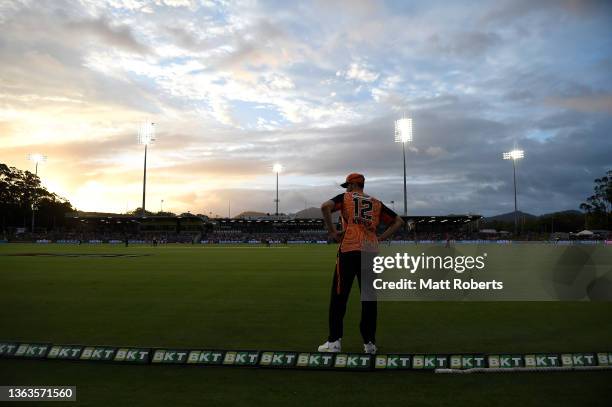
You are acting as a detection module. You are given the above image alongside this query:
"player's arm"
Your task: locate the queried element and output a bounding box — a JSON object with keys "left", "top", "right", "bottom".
{"left": 378, "top": 216, "right": 404, "bottom": 241}
{"left": 378, "top": 204, "right": 405, "bottom": 241}
{"left": 321, "top": 194, "right": 344, "bottom": 242}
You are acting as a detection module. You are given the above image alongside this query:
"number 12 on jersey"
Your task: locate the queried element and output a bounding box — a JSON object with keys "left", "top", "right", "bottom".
{"left": 353, "top": 195, "right": 373, "bottom": 225}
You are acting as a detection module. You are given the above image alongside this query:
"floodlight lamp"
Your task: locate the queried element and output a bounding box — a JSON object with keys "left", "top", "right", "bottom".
{"left": 273, "top": 164, "right": 283, "bottom": 173}
{"left": 502, "top": 149, "right": 524, "bottom": 160}
{"left": 138, "top": 122, "right": 156, "bottom": 145}
{"left": 394, "top": 118, "right": 413, "bottom": 143}
{"left": 28, "top": 153, "right": 47, "bottom": 163}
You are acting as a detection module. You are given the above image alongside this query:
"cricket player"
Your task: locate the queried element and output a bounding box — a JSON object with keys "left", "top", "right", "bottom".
{"left": 318, "top": 173, "right": 404, "bottom": 354}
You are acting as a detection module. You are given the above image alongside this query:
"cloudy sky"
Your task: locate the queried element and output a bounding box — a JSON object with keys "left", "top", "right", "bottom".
{"left": 1, "top": 0, "right": 611, "bottom": 217}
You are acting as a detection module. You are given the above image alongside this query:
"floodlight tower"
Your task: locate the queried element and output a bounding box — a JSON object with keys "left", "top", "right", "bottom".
{"left": 27, "top": 153, "right": 47, "bottom": 176}
{"left": 138, "top": 122, "right": 156, "bottom": 217}
{"left": 27, "top": 153, "right": 47, "bottom": 232}
{"left": 273, "top": 164, "right": 282, "bottom": 216}
{"left": 394, "top": 117, "right": 413, "bottom": 216}
{"left": 502, "top": 149, "right": 524, "bottom": 236}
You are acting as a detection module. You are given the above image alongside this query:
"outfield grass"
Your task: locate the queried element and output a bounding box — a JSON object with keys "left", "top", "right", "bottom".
{"left": 1, "top": 243, "right": 611, "bottom": 406}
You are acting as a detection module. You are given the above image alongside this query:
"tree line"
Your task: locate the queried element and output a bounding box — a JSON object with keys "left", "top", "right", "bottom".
{"left": 480, "top": 170, "right": 610, "bottom": 233}
{"left": 580, "top": 170, "right": 611, "bottom": 230}
{"left": 0, "top": 163, "right": 73, "bottom": 232}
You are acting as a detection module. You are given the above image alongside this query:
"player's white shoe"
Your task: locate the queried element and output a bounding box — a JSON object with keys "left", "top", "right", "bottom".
{"left": 363, "top": 342, "right": 377, "bottom": 355}
{"left": 317, "top": 339, "right": 341, "bottom": 353}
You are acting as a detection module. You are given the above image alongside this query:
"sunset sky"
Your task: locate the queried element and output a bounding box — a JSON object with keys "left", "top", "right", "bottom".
{"left": 1, "top": 0, "right": 611, "bottom": 216}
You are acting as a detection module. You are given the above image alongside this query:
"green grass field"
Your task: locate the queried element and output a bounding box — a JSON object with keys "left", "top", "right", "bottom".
{"left": 1, "top": 243, "right": 611, "bottom": 406}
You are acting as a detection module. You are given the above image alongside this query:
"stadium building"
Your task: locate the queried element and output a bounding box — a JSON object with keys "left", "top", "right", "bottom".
{"left": 59, "top": 212, "right": 483, "bottom": 243}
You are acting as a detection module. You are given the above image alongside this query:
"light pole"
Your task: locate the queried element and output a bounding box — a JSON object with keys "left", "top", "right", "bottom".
{"left": 273, "top": 164, "right": 282, "bottom": 216}
{"left": 390, "top": 200, "right": 395, "bottom": 211}
{"left": 503, "top": 149, "right": 525, "bottom": 236}
{"left": 28, "top": 153, "right": 47, "bottom": 176}
{"left": 27, "top": 153, "right": 47, "bottom": 232}
{"left": 138, "top": 122, "right": 156, "bottom": 217}
{"left": 160, "top": 199, "right": 164, "bottom": 213}
{"left": 394, "top": 117, "right": 413, "bottom": 216}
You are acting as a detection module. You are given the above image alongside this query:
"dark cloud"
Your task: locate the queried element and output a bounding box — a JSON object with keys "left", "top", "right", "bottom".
{"left": 545, "top": 94, "right": 612, "bottom": 113}
{"left": 64, "top": 16, "right": 153, "bottom": 55}
{"left": 0, "top": 5, "right": 152, "bottom": 55}
{"left": 162, "top": 16, "right": 300, "bottom": 69}
{"left": 0, "top": 5, "right": 161, "bottom": 114}
{"left": 482, "top": 0, "right": 612, "bottom": 23}
{"left": 428, "top": 31, "right": 503, "bottom": 58}
{"left": 503, "top": 89, "right": 535, "bottom": 102}
{"left": 536, "top": 110, "right": 590, "bottom": 130}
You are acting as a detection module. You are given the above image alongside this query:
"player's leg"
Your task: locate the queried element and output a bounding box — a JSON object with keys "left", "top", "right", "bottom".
{"left": 328, "top": 251, "right": 357, "bottom": 341}
{"left": 360, "top": 300, "right": 377, "bottom": 350}
{"left": 357, "top": 251, "right": 378, "bottom": 353}
{"left": 319, "top": 251, "right": 356, "bottom": 352}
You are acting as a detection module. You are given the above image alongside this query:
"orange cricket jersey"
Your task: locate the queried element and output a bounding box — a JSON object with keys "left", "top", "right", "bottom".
{"left": 330, "top": 191, "right": 397, "bottom": 253}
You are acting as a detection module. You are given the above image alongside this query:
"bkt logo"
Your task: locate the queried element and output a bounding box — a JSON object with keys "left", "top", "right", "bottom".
{"left": 449, "top": 355, "right": 485, "bottom": 369}
{"left": 334, "top": 354, "right": 371, "bottom": 369}
{"left": 488, "top": 355, "right": 524, "bottom": 368}
{"left": 413, "top": 355, "right": 450, "bottom": 369}
{"left": 80, "top": 347, "right": 116, "bottom": 361}
{"left": 259, "top": 352, "right": 297, "bottom": 367}
{"left": 524, "top": 354, "right": 560, "bottom": 368}
{"left": 187, "top": 350, "right": 224, "bottom": 364}
{"left": 114, "top": 348, "right": 150, "bottom": 363}
{"left": 14, "top": 344, "right": 49, "bottom": 358}
{"left": 375, "top": 355, "right": 411, "bottom": 369}
{"left": 152, "top": 350, "right": 189, "bottom": 364}
{"left": 0, "top": 343, "right": 18, "bottom": 357}
{"left": 561, "top": 353, "right": 596, "bottom": 367}
{"left": 296, "top": 353, "right": 334, "bottom": 368}
{"left": 47, "top": 346, "right": 83, "bottom": 360}
{"left": 223, "top": 351, "right": 259, "bottom": 366}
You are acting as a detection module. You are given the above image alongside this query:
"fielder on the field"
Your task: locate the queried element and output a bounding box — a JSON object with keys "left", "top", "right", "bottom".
{"left": 318, "top": 173, "right": 404, "bottom": 354}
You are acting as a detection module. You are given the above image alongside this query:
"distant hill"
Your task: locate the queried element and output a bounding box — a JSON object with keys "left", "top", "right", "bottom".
{"left": 539, "top": 210, "right": 582, "bottom": 218}
{"left": 234, "top": 211, "right": 267, "bottom": 219}
{"left": 294, "top": 207, "right": 340, "bottom": 221}
{"left": 294, "top": 207, "right": 322, "bottom": 218}
{"left": 484, "top": 210, "right": 585, "bottom": 222}
{"left": 483, "top": 211, "right": 537, "bottom": 222}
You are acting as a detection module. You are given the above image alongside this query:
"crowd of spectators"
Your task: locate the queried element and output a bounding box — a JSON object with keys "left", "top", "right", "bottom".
{"left": 2, "top": 227, "right": 608, "bottom": 244}
{"left": 5, "top": 230, "right": 198, "bottom": 244}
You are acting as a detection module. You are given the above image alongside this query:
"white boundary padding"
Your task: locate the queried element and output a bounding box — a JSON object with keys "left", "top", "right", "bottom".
{"left": 435, "top": 365, "right": 612, "bottom": 374}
